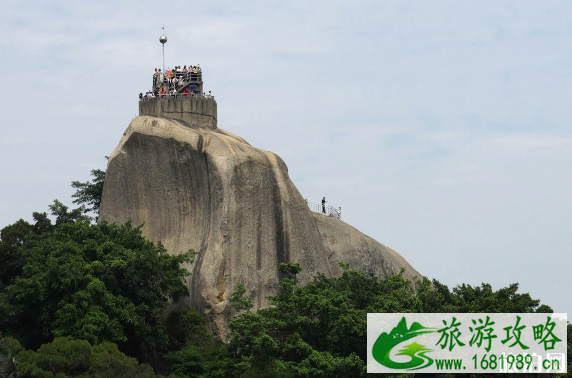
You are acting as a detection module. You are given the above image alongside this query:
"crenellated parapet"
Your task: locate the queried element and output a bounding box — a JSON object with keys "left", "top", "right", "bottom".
{"left": 139, "top": 95, "right": 217, "bottom": 129}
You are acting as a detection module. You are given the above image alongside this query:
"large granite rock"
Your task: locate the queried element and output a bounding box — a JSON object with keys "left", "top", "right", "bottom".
{"left": 99, "top": 116, "right": 420, "bottom": 336}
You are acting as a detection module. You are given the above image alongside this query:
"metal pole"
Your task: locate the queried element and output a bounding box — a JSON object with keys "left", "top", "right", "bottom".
{"left": 160, "top": 26, "right": 167, "bottom": 82}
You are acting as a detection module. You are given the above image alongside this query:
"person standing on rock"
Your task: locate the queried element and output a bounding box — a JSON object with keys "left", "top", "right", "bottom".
{"left": 322, "top": 197, "right": 326, "bottom": 214}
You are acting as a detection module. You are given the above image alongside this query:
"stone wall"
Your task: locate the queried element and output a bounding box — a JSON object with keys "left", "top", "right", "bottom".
{"left": 139, "top": 96, "right": 217, "bottom": 129}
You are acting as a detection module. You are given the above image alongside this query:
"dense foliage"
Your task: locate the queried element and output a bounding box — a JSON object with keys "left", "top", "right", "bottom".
{"left": 0, "top": 332, "right": 21, "bottom": 378}
{"left": 15, "top": 337, "right": 156, "bottom": 378}
{"left": 2, "top": 252, "right": 569, "bottom": 378}
{"left": 71, "top": 168, "right": 105, "bottom": 219}
{"left": 0, "top": 202, "right": 194, "bottom": 356}
{"left": 218, "top": 263, "right": 561, "bottom": 378}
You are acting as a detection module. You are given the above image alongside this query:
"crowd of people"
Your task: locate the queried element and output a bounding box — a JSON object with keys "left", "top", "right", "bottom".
{"left": 152, "top": 65, "right": 202, "bottom": 87}
{"left": 139, "top": 64, "right": 215, "bottom": 101}
{"left": 139, "top": 89, "right": 214, "bottom": 100}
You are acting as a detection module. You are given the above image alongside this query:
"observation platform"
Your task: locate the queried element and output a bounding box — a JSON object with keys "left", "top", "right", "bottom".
{"left": 140, "top": 66, "right": 217, "bottom": 129}
{"left": 139, "top": 95, "right": 217, "bottom": 130}
{"left": 306, "top": 199, "right": 342, "bottom": 219}
{"left": 154, "top": 70, "right": 203, "bottom": 95}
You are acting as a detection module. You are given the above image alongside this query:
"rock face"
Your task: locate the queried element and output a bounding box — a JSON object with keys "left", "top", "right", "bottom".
{"left": 99, "top": 116, "right": 420, "bottom": 336}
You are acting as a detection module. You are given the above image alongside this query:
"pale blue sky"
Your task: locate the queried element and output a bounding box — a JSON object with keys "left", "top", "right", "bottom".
{"left": 0, "top": 1, "right": 570, "bottom": 315}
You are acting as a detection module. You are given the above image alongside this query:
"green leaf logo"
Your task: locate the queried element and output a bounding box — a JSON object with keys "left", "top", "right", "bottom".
{"left": 372, "top": 317, "right": 436, "bottom": 370}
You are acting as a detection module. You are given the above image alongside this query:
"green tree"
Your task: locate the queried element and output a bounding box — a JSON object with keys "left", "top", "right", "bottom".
{"left": 225, "top": 263, "right": 558, "bottom": 378}
{"left": 166, "top": 309, "right": 213, "bottom": 350}
{"left": 0, "top": 332, "right": 22, "bottom": 378}
{"left": 227, "top": 265, "right": 418, "bottom": 378}
{"left": 416, "top": 278, "right": 550, "bottom": 313}
{"left": 48, "top": 199, "right": 90, "bottom": 225}
{"left": 163, "top": 309, "right": 235, "bottom": 378}
{"left": 15, "top": 338, "right": 156, "bottom": 378}
{"left": 229, "top": 284, "right": 254, "bottom": 313}
{"left": 0, "top": 218, "right": 194, "bottom": 355}
{"left": 1, "top": 201, "right": 98, "bottom": 290}
{"left": 0, "top": 219, "right": 33, "bottom": 288}
{"left": 71, "top": 168, "right": 105, "bottom": 219}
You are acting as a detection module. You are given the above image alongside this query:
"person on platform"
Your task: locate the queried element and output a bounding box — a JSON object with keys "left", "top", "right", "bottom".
{"left": 322, "top": 197, "right": 326, "bottom": 214}
{"left": 139, "top": 93, "right": 143, "bottom": 101}
{"left": 152, "top": 69, "right": 158, "bottom": 86}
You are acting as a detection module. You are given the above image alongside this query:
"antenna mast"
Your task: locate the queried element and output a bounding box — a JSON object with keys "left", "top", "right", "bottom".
{"left": 159, "top": 26, "right": 167, "bottom": 76}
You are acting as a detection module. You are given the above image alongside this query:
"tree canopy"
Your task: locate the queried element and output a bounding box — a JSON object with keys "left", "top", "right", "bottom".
{"left": 0, "top": 203, "right": 194, "bottom": 355}
{"left": 219, "top": 263, "right": 557, "bottom": 378}
{"left": 71, "top": 168, "right": 105, "bottom": 219}
{"left": 15, "top": 337, "right": 156, "bottom": 378}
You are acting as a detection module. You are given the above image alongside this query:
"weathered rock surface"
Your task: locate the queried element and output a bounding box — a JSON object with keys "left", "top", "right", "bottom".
{"left": 99, "top": 116, "right": 420, "bottom": 336}
{"left": 312, "top": 214, "right": 419, "bottom": 281}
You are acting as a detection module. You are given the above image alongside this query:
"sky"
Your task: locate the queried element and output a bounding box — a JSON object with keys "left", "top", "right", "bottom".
{"left": 0, "top": 1, "right": 570, "bottom": 315}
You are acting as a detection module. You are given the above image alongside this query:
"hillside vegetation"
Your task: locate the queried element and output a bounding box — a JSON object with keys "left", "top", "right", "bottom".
{"left": 0, "top": 169, "right": 569, "bottom": 378}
